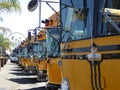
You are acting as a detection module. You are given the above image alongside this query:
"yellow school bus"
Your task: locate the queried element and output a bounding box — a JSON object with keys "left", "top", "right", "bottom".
{"left": 44, "top": 12, "right": 62, "bottom": 89}
{"left": 19, "top": 39, "right": 28, "bottom": 70}
{"left": 17, "top": 45, "right": 21, "bottom": 66}
{"left": 22, "top": 35, "right": 37, "bottom": 74}
{"left": 17, "top": 44, "right": 23, "bottom": 66}
{"left": 60, "top": 0, "right": 120, "bottom": 90}
{"left": 36, "top": 30, "right": 47, "bottom": 81}
{"left": 18, "top": 40, "right": 27, "bottom": 66}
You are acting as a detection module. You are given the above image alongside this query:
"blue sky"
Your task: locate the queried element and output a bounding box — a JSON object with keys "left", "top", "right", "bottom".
{"left": 1, "top": 0, "right": 59, "bottom": 38}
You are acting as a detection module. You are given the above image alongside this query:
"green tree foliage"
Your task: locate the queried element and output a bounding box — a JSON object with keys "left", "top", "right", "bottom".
{"left": 0, "top": 0, "right": 21, "bottom": 13}
{"left": 0, "top": 34, "right": 13, "bottom": 50}
{"left": 0, "top": 0, "right": 21, "bottom": 51}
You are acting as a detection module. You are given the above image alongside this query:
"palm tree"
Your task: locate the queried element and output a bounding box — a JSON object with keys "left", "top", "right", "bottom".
{"left": 0, "top": 0, "right": 21, "bottom": 51}
{"left": 0, "top": 26, "right": 11, "bottom": 37}
{"left": 0, "top": 34, "right": 13, "bottom": 46}
{"left": 0, "top": 0, "right": 21, "bottom": 32}
{"left": 0, "top": 0, "right": 21, "bottom": 13}
{"left": 0, "top": 34, "right": 13, "bottom": 55}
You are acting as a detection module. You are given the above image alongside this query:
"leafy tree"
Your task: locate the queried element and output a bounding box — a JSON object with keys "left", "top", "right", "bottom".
{"left": 0, "top": 0, "right": 21, "bottom": 31}
{"left": 0, "top": 34, "right": 13, "bottom": 55}
{"left": 0, "top": 0, "right": 21, "bottom": 13}
{"left": 0, "top": 0, "right": 21, "bottom": 53}
{"left": 0, "top": 34, "right": 13, "bottom": 46}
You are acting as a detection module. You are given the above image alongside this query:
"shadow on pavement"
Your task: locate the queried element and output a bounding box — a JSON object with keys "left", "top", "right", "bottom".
{"left": 7, "top": 62, "right": 47, "bottom": 89}
{"left": 9, "top": 72, "right": 32, "bottom": 76}
{"left": 9, "top": 72, "right": 37, "bottom": 77}
{"left": 24, "top": 86, "right": 46, "bottom": 90}
{"left": 9, "top": 68, "right": 36, "bottom": 76}
{"left": 8, "top": 77, "right": 40, "bottom": 84}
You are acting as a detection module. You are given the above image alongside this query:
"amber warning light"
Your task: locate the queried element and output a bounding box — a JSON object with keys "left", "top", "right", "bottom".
{"left": 42, "top": 19, "right": 53, "bottom": 26}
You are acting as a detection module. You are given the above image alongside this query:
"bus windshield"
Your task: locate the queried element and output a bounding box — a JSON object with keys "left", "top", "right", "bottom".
{"left": 38, "top": 40, "right": 46, "bottom": 58}
{"left": 46, "top": 28, "right": 60, "bottom": 57}
{"left": 22, "top": 47, "right": 28, "bottom": 58}
{"left": 33, "top": 44, "right": 38, "bottom": 55}
{"left": 27, "top": 45, "right": 33, "bottom": 58}
{"left": 18, "top": 48, "right": 22, "bottom": 57}
{"left": 63, "top": 7, "right": 89, "bottom": 41}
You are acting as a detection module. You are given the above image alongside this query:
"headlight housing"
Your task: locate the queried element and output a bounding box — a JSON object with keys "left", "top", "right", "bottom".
{"left": 38, "top": 70, "right": 43, "bottom": 74}
{"left": 87, "top": 47, "right": 102, "bottom": 62}
{"left": 61, "top": 78, "right": 70, "bottom": 90}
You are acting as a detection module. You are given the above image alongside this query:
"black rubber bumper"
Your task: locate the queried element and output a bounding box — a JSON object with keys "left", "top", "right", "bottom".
{"left": 46, "top": 83, "right": 61, "bottom": 89}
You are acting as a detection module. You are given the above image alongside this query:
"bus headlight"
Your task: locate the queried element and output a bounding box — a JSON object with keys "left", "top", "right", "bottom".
{"left": 38, "top": 71, "right": 43, "bottom": 74}
{"left": 61, "top": 78, "right": 70, "bottom": 90}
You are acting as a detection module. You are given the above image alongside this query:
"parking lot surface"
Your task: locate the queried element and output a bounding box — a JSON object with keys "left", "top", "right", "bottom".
{"left": 0, "top": 60, "right": 46, "bottom": 90}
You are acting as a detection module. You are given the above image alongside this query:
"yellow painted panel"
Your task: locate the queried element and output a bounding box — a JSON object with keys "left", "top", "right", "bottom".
{"left": 37, "top": 60, "right": 47, "bottom": 71}
{"left": 101, "top": 60, "right": 120, "bottom": 90}
{"left": 62, "top": 60, "right": 91, "bottom": 90}
{"left": 47, "top": 58, "right": 62, "bottom": 84}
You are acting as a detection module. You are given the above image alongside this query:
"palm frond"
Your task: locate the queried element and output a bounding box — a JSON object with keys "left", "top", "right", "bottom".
{"left": 0, "top": 26, "right": 11, "bottom": 33}
{"left": 0, "top": 33, "right": 13, "bottom": 50}
{"left": 0, "top": 0, "right": 21, "bottom": 13}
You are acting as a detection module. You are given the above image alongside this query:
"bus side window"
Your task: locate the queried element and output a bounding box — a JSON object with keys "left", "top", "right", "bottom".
{"left": 107, "top": 23, "right": 120, "bottom": 35}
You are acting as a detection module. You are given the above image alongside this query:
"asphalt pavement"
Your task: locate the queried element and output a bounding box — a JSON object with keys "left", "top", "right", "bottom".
{"left": 0, "top": 60, "right": 46, "bottom": 90}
